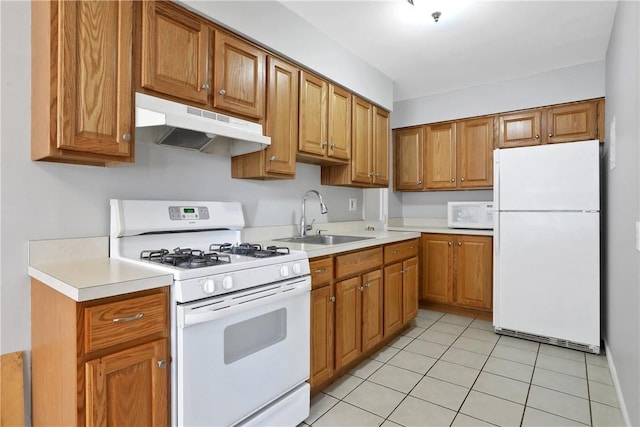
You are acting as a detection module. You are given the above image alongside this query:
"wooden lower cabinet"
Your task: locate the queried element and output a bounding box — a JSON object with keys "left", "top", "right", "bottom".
{"left": 361, "top": 269, "right": 383, "bottom": 352}
{"left": 31, "top": 280, "right": 171, "bottom": 426}
{"left": 421, "top": 233, "right": 493, "bottom": 312}
{"left": 383, "top": 240, "right": 419, "bottom": 336}
{"left": 309, "top": 285, "right": 334, "bottom": 387}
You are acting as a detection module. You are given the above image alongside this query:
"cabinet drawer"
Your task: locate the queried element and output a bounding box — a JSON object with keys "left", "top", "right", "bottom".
{"left": 84, "top": 292, "right": 168, "bottom": 353}
{"left": 384, "top": 239, "right": 419, "bottom": 264}
{"left": 335, "top": 247, "right": 382, "bottom": 279}
{"left": 310, "top": 257, "right": 333, "bottom": 289}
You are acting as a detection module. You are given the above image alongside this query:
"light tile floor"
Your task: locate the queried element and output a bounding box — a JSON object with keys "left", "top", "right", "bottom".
{"left": 304, "top": 309, "right": 625, "bottom": 427}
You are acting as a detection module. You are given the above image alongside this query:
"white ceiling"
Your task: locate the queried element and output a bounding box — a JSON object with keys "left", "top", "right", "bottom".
{"left": 280, "top": 0, "right": 617, "bottom": 102}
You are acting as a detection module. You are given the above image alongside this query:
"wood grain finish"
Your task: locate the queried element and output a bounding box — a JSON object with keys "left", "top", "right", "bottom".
{"left": 454, "top": 235, "right": 493, "bottom": 310}
{"left": 84, "top": 292, "right": 167, "bottom": 353}
{"left": 498, "top": 110, "right": 542, "bottom": 148}
{"left": 383, "top": 262, "right": 403, "bottom": 336}
{"left": 456, "top": 117, "right": 493, "bottom": 189}
{"left": 213, "top": 30, "right": 266, "bottom": 119}
{"left": 384, "top": 239, "right": 418, "bottom": 265}
{"left": 334, "top": 277, "right": 362, "bottom": 370}
{"left": 327, "top": 85, "right": 351, "bottom": 161}
{"left": 335, "top": 247, "right": 383, "bottom": 279}
{"left": 31, "top": 280, "right": 170, "bottom": 426}
{"left": 425, "top": 122, "right": 456, "bottom": 189}
{"left": 140, "top": 0, "right": 210, "bottom": 104}
{"left": 372, "top": 106, "right": 391, "bottom": 186}
{"left": 402, "top": 257, "right": 419, "bottom": 323}
{"left": 394, "top": 127, "right": 424, "bottom": 190}
{"left": 298, "top": 71, "right": 328, "bottom": 158}
{"left": 545, "top": 101, "right": 598, "bottom": 144}
{"left": 32, "top": 0, "right": 134, "bottom": 165}
{"left": 231, "top": 56, "right": 298, "bottom": 179}
{"left": 421, "top": 234, "right": 454, "bottom": 303}
{"left": 310, "top": 257, "right": 334, "bottom": 289}
{"left": 309, "top": 286, "right": 335, "bottom": 387}
{"left": 350, "top": 95, "right": 374, "bottom": 184}
{"left": 361, "top": 269, "right": 383, "bottom": 352}
{"left": 1, "top": 351, "right": 25, "bottom": 426}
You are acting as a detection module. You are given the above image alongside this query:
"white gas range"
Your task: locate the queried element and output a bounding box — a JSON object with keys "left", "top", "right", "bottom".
{"left": 110, "top": 199, "right": 311, "bottom": 427}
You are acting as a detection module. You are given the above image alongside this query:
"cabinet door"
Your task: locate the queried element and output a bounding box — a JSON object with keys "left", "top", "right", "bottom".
{"left": 140, "top": 1, "right": 209, "bottom": 104}
{"left": 425, "top": 123, "right": 457, "bottom": 189}
{"left": 298, "top": 71, "right": 328, "bottom": 156}
{"left": 328, "top": 85, "right": 352, "bottom": 161}
{"left": 213, "top": 31, "right": 266, "bottom": 119}
{"left": 362, "top": 270, "right": 383, "bottom": 352}
{"left": 545, "top": 101, "right": 598, "bottom": 144}
{"left": 383, "top": 263, "right": 403, "bottom": 336}
{"left": 85, "top": 339, "right": 169, "bottom": 427}
{"left": 351, "top": 96, "right": 374, "bottom": 184}
{"left": 498, "top": 110, "right": 542, "bottom": 148}
{"left": 456, "top": 117, "right": 494, "bottom": 188}
{"left": 372, "top": 107, "right": 390, "bottom": 186}
{"left": 421, "top": 234, "right": 453, "bottom": 303}
{"left": 402, "top": 257, "right": 419, "bottom": 324}
{"left": 394, "top": 127, "right": 424, "bottom": 190}
{"left": 454, "top": 236, "right": 493, "bottom": 310}
{"left": 58, "top": 0, "right": 133, "bottom": 158}
{"left": 310, "top": 286, "right": 334, "bottom": 387}
{"left": 335, "top": 277, "right": 362, "bottom": 370}
{"left": 264, "top": 57, "right": 298, "bottom": 176}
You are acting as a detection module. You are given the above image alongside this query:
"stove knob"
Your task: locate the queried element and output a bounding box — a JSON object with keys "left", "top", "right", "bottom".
{"left": 292, "top": 263, "right": 301, "bottom": 274}
{"left": 279, "top": 265, "right": 290, "bottom": 277}
{"left": 203, "top": 279, "right": 215, "bottom": 294}
{"left": 222, "top": 276, "right": 233, "bottom": 290}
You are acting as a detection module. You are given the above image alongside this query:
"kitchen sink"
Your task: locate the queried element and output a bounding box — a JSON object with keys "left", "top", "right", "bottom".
{"left": 275, "top": 234, "right": 374, "bottom": 245}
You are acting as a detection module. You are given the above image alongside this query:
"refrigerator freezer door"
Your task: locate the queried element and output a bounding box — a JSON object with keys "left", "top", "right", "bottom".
{"left": 496, "top": 140, "right": 600, "bottom": 211}
{"left": 493, "top": 211, "right": 600, "bottom": 348}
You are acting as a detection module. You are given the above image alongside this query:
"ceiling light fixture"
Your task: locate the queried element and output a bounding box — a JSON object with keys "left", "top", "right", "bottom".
{"left": 406, "top": 0, "right": 414, "bottom": 5}
{"left": 431, "top": 11, "right": 441, "bottom": 22}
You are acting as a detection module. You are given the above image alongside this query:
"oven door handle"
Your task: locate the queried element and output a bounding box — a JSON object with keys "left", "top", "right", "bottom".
{"left": 179, "top": 279, "right": 310, "bottom": 328}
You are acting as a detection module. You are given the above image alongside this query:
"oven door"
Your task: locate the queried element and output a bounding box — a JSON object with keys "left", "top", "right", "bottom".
{"left": 176, "top": 276, "right": 311, "bottom": 427}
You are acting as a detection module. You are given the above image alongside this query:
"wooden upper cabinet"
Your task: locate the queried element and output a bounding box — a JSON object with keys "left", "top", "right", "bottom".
{"left": 351, "top": 96, "right": 374, "bottom": 184}
{"left": 213, "top": 31, "right": 266, "bottom": 119}
{"left": 372, "top": 107, "right": 391, "bottom": 186}
{"left": 32, "top": 0, "right": 134, "bottom": 165}
{"left": 546, "top": 101, "right": 598, "bottom": 144}
{"left": 298, "top": 71, "right": 329, "bottom": 158}
{"left": 425, "top": 122, "right": 456, "bottom": 189}
{"left": 140, "top": 0, "right": 210, "bottom": 105}
{"left": 498, "top": 110, "right": 542, "bottom": 148}
{"left": 231, "top": 56, "right": 298, "bottom": 179}
{"left": 327, "top": 85, "right": 352, "bottom": 161}
{"left": 456, "top": 117, "right": 493, "bottom": 189}
{"left": 394, "top": 127, "right": 424, "bottom": 190}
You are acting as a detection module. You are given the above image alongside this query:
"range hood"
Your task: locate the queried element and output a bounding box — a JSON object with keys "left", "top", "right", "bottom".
{"left": 135, "top": 92, "right": 270, "bottom": 156}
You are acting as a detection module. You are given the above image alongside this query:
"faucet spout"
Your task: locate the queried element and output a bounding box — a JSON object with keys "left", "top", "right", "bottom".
{"left": 300, "top": 190, "right": 329, "bottom": 237}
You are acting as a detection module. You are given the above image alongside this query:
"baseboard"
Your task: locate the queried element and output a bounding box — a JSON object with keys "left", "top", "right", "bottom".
{"left": 604, "top": 339, "right": 632, "bottom": 426}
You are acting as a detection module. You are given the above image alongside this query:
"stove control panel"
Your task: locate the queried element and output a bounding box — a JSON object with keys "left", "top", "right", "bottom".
{"left": 168, "top": 206, "right": 210, "bottom": 221}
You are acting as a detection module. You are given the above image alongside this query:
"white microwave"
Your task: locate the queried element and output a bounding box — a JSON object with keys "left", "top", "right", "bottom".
{"left": 447, "top": 201, "right": 494, "bottom": 229}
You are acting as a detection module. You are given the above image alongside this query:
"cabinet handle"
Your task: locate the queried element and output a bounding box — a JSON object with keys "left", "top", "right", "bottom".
{"left": 330, "top": 143, "right": 336, "bottom": 148}
{"left": 112, "top": 312, "right": 144, "bottom": 323}
{"left": 365, "top": 282, "right": 371, "bottom": 288}
{"left": 157, "top": 360, "right": 168, "bottom": 369}
{"left": 535, "top": 134, "right": 540, "bottom": 139}
{"left": 418, "top": 180, "right": 422, "bottom": 184}
{"left": 359, "top": 286, "right": 364, "bottom": 292}
{"left": 314, "top": 268, "right": 326, "bottom": 273}
{"left": 448, "top": 241, "right": 452, "bottom": 246}
{"left": 461, "top": 178, "right": 465, "bottom": 182}
{"left": 329, "top": 296, "right": 336, "bottom": 302}
{"left": 451, "top": 178, "right": 455, "bottom": 182}
{"left": 391, "top": 250, "right": 398, "bottom": 254}
{"left": 549, "top": 133, "right": 553, "bottom": 138}
{"left": 321, "top": 141, "right": 328, "bottom": 147}
{"left": 122, "top": 133, "right": 131, "bottom": 142}
{"left": 218, "top": 88, "right": 226, "bottom": 95}
{"left": 269, "top": 155, "right": 276, "bottom": 161}
{"left": 201, "top": 83, "right": 210, "bottom": 90}
{"left": 458, "top": 242, "right": 462, "bottom": 246}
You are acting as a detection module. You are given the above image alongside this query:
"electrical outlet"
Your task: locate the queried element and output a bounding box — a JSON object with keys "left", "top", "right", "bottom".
{"left": 349, "top": 198, "right": 357, "bottom": 211}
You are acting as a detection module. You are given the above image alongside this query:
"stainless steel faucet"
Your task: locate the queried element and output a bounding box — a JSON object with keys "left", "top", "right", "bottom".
{"left": 300, "top": 190, "right": 328, "bottom": 237}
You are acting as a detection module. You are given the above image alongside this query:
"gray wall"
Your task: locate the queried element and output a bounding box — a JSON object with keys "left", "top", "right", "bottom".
{"left": 392, "top": 61, "right": 605, "bottom": 219}
{"left": 0, "top": 0, "right": 392, "bottom": 374}
{"left": 603, "top": 1, "right": 640, "bottom": 425}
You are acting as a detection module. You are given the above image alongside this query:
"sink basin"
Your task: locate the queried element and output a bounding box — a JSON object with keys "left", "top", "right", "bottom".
{"left": 275, "top": 234, "right": 374, "bottom": 245}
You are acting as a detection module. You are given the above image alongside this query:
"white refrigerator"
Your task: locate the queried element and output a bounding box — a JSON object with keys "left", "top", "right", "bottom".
{"left": 493, "top": 139, "right": 600, "bottom": 353}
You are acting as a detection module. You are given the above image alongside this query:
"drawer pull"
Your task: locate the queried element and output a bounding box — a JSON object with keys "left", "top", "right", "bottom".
{"left": 391, "top": 250, "right": 398, "bottom": 254}
{"left": 112, "top": 313, "right": 144, "bottom": 323}
{"left": 314, "top": 268, "right": 326, "bottom": 273}
{"left": 157, "top": 360, "right": 168, "bottom": 369}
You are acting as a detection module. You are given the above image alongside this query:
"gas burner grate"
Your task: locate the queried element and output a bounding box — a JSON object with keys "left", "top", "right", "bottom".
{"left": 211, "top": 243, "right": 290, "bottom": 258}
{"left": 140, "top": 247, "right": 231, "bottom": 269}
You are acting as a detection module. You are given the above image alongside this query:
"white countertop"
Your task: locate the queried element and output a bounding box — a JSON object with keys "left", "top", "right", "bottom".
{"left": 28, "top": 237, "right": 172, "bottom": 302}
{"left": 388, "top": 218, "right": 494, "bottom": 237}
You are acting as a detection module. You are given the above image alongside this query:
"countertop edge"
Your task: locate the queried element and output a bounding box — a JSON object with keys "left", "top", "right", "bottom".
{"left": 388, "top": 226, "right": 494, "bottom": 237}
